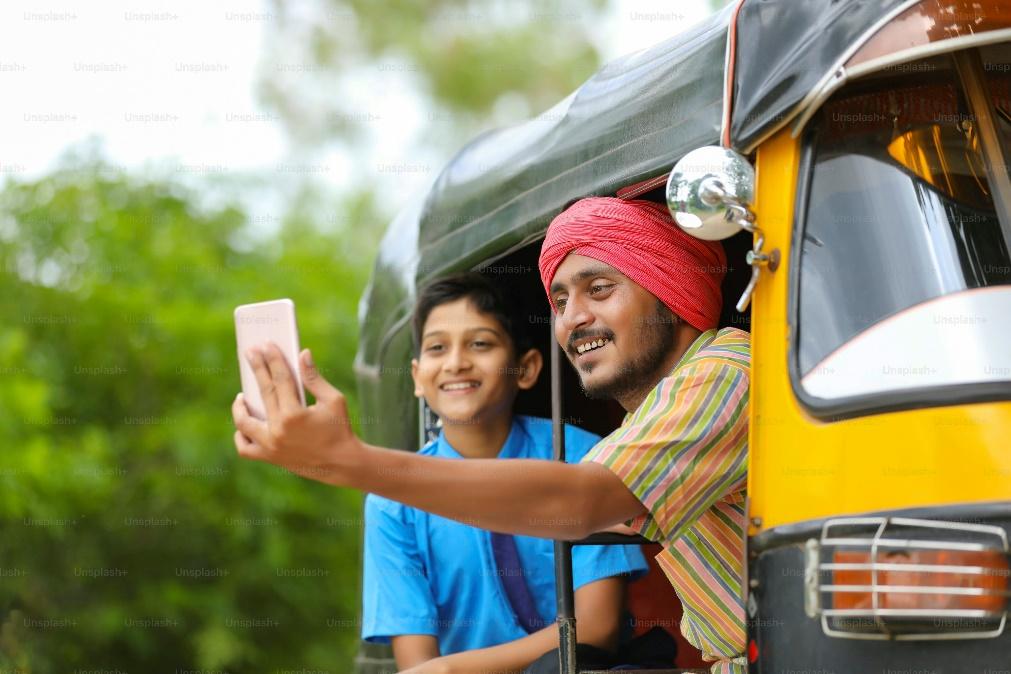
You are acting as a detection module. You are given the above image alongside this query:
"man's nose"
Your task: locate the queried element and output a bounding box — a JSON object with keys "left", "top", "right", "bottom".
{"left": 558, "top": 294, "right": 592, "bottom": 336}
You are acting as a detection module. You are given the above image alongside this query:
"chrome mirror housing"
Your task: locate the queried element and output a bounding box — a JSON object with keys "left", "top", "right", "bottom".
{"left": 666, "top": 146, "right": 756, "bottom": 241}
{"left": 666, "top": 146, "right": 777, "bottom": 312}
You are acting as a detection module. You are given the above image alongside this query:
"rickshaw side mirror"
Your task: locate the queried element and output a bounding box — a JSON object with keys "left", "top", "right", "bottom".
{"left": 666, "top": 145, "right": 756, "bottom": 241}
{"left": 667, "top": 146, "right": 777, "bottom": 312}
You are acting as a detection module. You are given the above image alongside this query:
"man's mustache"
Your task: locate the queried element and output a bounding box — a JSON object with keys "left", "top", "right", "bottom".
{"left": 566, "top": 328, "right": 615, "bottom": 355}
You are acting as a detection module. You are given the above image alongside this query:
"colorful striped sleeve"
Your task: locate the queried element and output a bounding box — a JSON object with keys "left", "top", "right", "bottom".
{"left": 583, "top": 358, "right": 749, "bottom": 543}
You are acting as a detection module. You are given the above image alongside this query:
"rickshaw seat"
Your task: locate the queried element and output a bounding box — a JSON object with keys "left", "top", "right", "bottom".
{"left": 571, "top": 537, "right": 709, "bottom": 672}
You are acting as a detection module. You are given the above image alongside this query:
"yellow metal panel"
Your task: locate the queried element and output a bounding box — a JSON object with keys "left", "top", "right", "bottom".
{"left": 746, "top": 129, "right": 1011, "bottom": 534}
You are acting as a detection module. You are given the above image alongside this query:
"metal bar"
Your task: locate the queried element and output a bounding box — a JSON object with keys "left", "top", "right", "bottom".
{"left": 954, "top": 48, "right": 1011, "bottom": 258}
{"left": 821, "top": 584, "right": 1008, "bottom": 596}
{"left": 557, "top": 615, "right": 578, "bottom": 674}
{"left": 417, "top": 398, "right": 427, "bottom": 447}
{"left": 869, "top": 519, "right": 890, "bottom": 638}
{"left": 550, "top": 318, "right": 578, "bottom": 674}
{"left": 821, "top": 538, "right": 999, "bottom": 552}
{"left": 825, "top": 517, "right": 1008, "bottom": 539}
{"left": 822, "top": 562, "right": 1006, "bottom": 575}
{"left": 891, "top": 614, "right": 1007, "bottom": 641}
{"left": 821, "top": 612, "right": 1008, "bottom": 641}
{"left": 823, "top": 608, "right": 1004, "bottom": 617}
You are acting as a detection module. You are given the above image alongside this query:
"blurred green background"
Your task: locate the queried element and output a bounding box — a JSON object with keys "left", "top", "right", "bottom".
{"left": 0, "top": 1, "right": 729, "bottom": 671}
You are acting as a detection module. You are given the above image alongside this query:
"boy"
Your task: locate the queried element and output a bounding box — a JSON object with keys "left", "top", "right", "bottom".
{"left": 361, "top": 273, "right": 647, "bottom": 673}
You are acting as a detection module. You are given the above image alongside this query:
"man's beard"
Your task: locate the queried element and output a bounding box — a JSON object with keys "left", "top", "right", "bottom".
{"left": 579, "top": 301, "right": 678, "bottom": 403}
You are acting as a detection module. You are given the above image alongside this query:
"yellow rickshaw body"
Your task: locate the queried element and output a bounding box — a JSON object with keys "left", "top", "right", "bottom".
{"left": 748, "top": 129, "right": 1011, "bottom": 533}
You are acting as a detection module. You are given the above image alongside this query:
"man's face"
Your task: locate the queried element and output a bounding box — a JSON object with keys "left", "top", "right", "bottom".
{"left": 549, "top": 254, "right": 677, "bottom": 403}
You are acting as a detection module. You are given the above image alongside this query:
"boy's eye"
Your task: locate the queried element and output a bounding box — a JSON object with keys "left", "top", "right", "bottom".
{"left": 424, "top": 343, "right": 444, "bottom": 353}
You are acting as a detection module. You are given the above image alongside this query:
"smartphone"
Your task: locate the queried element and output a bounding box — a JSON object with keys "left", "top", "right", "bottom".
{"left": 234, "top": 298, "right": 307, "bottom": 420}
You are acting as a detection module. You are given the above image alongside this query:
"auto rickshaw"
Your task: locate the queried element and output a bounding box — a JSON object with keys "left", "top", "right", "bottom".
{"left": 354, "top": 0, "right": 1011, "bottom": 671}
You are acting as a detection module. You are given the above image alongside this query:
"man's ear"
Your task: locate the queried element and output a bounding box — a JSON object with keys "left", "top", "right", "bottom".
{"left": 410, "top": 358, "right": 423, "bottom": 397}
{"left": 515, "top": 348, "right": 543, "bottom": 391}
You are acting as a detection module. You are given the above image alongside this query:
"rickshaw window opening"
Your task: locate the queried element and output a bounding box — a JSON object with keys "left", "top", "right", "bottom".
{"left": 790, "top": 46, "right": 1011, "bottom": 412}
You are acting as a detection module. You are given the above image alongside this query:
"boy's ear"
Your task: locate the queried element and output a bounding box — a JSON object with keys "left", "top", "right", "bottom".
{"left": 410, "top": 358, "right": 423, "bottom": 397}
{"left": 515, "top": 348, "right": 543, "bottom": 391}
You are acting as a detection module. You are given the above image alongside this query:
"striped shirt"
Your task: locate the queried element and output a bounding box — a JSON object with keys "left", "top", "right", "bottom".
{"left": 584, "top": 327, "right": 750, "bottom": 674}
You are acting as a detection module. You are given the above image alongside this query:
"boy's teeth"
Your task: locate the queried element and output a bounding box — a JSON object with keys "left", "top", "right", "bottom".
{"left": 443, "top": 382, "right": 477, "bottom": 390}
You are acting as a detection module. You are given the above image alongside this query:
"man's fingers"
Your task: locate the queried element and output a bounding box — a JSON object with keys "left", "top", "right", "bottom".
{"left": 232, "top": 393, "right": 271, "bottom": 449}
{"left": 300, "top": 349, "right": 341, "bottom": 403}
{"left": 234, "top": 430, "right": 265, "bottom": 460}
{"left": 261, "top": 342, "right": 301, "bottom": 414}
{"left": 246, "top": 347, "right": 281, "bottom": 419}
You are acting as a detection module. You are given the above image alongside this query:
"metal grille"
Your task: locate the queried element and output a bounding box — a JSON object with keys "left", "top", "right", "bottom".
{"left": 804, "top": 516, "right": 1010, "bottom": 640}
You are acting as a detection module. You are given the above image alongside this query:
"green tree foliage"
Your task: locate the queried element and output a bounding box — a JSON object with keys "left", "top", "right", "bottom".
{"left": 258, "top": 0, "right": 607, "bottom": 148}
{"left": 0, "top": 160, "right": 377, "bottom": 672}
{"left": 257, "top": 0, "right": 734, "bottom": 155}
{"left": 0, "top": 4, "right": 737, "bottom": 670}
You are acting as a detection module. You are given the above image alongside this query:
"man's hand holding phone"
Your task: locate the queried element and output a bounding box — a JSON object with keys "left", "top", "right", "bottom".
{"left": 232, "top": 343, "right": 365, "bottom": 483}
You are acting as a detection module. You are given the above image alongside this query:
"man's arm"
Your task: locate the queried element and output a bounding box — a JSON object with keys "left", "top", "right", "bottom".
{"left": 231, "top": 345, "right": 646, "bottom": 539}
{"left": 392, "top": 635, "right": 440, "bottom": 670}
{"left": 355, "top": 447, "right": 642, "bottom": 539}
{"left": 397, "top": 577, "right": 625, "bottom": 674}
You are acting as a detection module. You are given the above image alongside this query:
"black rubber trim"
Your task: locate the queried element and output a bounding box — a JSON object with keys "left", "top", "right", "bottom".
{"left": 786, "top": 120, "right": 1011, "bottom": 422}
{"left": 750, "top": 500, "right": 1011, "bottom": 554}
{"left": 571, "top": 533, "right": 652, "bottom": 546}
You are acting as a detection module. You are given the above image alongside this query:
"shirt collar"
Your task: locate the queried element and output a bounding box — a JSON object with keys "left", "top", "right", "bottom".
{"left": 670, "top": 327, "right": 718, "bottom": 376}
{"left": 434, "top": 416, "right": 527, "bottom": 459}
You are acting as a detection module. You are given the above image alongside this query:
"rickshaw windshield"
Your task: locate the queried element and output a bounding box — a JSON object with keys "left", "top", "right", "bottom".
{"left": 796, "top": 46, "right": 1011, "bottom": 405}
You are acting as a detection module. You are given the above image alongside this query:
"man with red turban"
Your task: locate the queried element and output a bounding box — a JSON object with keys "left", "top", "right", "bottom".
{"left": 232, "top": 197, "right": 751, "bottom": 674}
{"left": 533, "top": 197, "right": 749, "bottom": 673}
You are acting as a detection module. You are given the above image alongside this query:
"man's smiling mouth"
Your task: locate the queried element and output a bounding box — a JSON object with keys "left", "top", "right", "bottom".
{"left": 575, "top": 337, "right": 610, "bottom": 355}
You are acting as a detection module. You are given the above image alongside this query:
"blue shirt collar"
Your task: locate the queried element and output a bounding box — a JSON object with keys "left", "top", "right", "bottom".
{"left": 433, "top": 416, "right": 529, "bottom": 460}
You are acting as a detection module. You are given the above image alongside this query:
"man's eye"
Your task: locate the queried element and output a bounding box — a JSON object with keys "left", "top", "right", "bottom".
{"left": 555, "top": 297, "right": 568, "bottom": 311}
{"left": 589, "top": 283, "right": 614, "bottom": 295}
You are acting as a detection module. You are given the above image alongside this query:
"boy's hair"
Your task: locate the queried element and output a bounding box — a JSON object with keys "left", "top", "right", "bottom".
{"left": 412, "top": 272, "right": 533, "bottom": 355}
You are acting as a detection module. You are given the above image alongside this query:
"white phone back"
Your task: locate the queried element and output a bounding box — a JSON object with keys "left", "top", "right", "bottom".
{"left": 234, "top": 298, "right": 306, "bottom": 420}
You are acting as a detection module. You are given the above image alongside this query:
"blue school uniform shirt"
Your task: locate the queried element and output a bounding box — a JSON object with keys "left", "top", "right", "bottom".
{"left": 361, "top": 415, "right": 648, "bottom": 655}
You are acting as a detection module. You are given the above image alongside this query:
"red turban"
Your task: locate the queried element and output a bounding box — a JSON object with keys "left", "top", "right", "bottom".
{"left": 538, "top": 197, "right": 726, "bottom": 332}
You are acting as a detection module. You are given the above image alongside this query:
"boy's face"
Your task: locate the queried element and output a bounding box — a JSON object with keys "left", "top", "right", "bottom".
{"left": 411, "top": 298, "right": 540, "bottom": 426}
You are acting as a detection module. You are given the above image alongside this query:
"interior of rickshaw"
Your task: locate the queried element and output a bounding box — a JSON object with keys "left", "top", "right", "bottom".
{"left": 461, "top": 184, "right": 755, "bottom": 672}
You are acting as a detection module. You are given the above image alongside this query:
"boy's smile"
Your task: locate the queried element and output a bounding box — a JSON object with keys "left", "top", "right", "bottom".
{"left": 439, "top": 379, "right": 481, "bottom": 393}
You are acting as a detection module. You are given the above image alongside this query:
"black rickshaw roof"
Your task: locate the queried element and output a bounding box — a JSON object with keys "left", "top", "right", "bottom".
{"left": 355, "top": 0, "right": 917, "bottom": 447}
